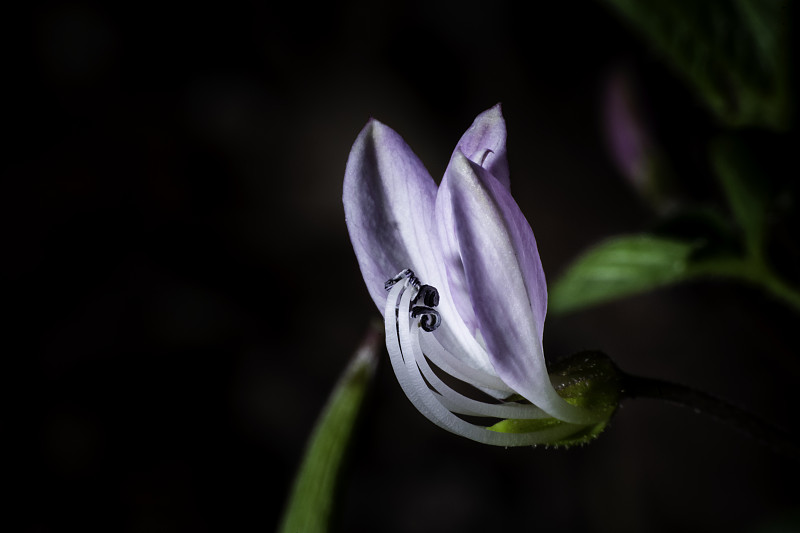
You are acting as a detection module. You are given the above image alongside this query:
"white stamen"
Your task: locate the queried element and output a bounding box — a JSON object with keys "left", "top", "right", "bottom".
{"left": 413, "top": 350, "right": 549, "bottom": 419}
{"left": 419, "top": 333, "right": 512, "bottom": 393}
{"left": 383, "top": 270, "right": 586, "bottom": 446}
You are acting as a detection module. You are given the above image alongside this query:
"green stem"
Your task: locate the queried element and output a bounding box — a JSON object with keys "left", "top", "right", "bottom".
{"left": 277, "top": 324, "right": 381, "bottom": 533}
{"left": 757, "top": 267, "right": 800, "bottom": 311}
{"left": 620, "top": 372, "right": 800, "bottom": 461}
{"left": 690, "top": 255, "right": 800, "bottom": 313}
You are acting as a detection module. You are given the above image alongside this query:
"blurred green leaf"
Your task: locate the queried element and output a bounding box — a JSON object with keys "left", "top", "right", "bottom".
{"left": 602, "top": 0, "right": 791, "bottom": 129}
{"left": 549, "top": 235, "right": 695, "bottom": 314}
{"left": 490, "top": 352, "right": 621, "bottom": 447}
{"left": 277, "top": 327, "right": 380, "bottom": 533}
{"left": 710, "top": 136, "right": 769, "bottom": 258}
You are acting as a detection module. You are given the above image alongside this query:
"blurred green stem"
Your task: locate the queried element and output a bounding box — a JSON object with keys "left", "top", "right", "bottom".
{"left": 754, "top": 266, "right": 800, "bottom": 312}
{"left": 690, "top": 255, "right": 800, "bottom": 313}
{"left": 621, "top": 372, "right": 800, "bottom": 461}
{"left": 277, "top": 323, "right": 381, "bottom": 533}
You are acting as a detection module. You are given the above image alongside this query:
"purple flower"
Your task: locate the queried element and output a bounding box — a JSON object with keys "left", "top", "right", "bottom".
{"left": 343, "top": 105, "right": 603, "bottom": 445}
{"left": 604, "top": 68, "right": 676, "bottom": 213}
{"left": 605, "top": 70, "right": 652, "bottom": 190}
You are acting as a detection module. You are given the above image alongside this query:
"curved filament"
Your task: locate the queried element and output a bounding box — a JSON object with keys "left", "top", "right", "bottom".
{"left": 383, "top": 271, "right": 583, "bottom": 446}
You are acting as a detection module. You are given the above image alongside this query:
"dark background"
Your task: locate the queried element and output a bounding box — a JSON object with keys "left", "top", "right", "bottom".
{"left": 12, "top": 1, "right": 799, "bottom": 531}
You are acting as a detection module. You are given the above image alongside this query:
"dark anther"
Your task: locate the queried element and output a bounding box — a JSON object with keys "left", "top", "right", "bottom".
{"left": 413, "top": 284, "right": 439, "bottom": 307}
{"left": 385, "top": 268, "right": 421, "bottom": 292}
{"left": 411, "top": 306, "right": 442, "bottom": 332}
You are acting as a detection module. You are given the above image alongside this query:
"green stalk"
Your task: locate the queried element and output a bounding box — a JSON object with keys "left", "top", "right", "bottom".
{"left": 621, "top": 372, "right": 800, "bottom": 461}
{"left": 690, "top": 255, "right": 800, "bottom": 314}
{"left": 277, "top": 325, "right": 381, "bottom": 533}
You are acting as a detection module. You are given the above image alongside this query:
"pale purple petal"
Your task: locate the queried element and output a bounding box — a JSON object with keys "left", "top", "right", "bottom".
{"left": 434, "top": 172, "right": 478, "bottom": 333}
{"left": 435, "top": 105, "right": 511, "bottom": 331}
{"left": 604, "top": 70, "right": 651, "bottom": 188}
{"left": 453, "top": 103, "right": 510, "bottom": 188}
{"left": 343, "top": 120, "right": 440, "bottom": 311}
{"left": 447, "top": 151, "right": 593, "bottom": 423}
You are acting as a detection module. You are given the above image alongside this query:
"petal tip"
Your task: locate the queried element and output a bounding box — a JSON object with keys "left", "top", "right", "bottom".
{"left": 450, "top": 149, "right": 475, "bottom": 175}
{"left": 361, "top": 117, "right": 380, "bottom": 135}
{"left": 477, "top": 103, "right": 504, "bottom": 124}
{"left": 488, "top": 102, "right": 503, "bottom": 117}
{"left": 447, "top": 150, "right": 487, "bottom": 203}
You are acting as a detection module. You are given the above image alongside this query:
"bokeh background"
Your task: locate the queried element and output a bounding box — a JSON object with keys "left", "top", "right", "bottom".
{"left": 13, "top": 1, "right": 799, "bottom": 531}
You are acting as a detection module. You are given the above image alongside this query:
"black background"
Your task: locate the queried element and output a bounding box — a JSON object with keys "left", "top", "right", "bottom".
{"left": 11, "top": 1, "right": 799, "bottom": 531}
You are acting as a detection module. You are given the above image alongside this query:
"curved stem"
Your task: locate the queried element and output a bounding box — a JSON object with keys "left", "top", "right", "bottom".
{"left": 758, "top": 267, "right": 800, "bottom": 312}
{"left": 690, "top": 256, "right": 800, "bottom": 314}
{"left": 620, "top": 372, "right": 800, "bottom": 461}
{"left": 737, "top": 259, "right": 800, "bottom": 313}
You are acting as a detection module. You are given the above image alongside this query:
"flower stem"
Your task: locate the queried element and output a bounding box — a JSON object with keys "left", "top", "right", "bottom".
{"left": 736, "top": 256, "right": 800, "bottom": 313}
{"left": 620, "top": 372, "right": 800, "bottom": 461}
{"left": 690, "top": 255, "right": 800, "bottom": 314}
{"left": 757, "top": 267, "right": 800, "bottom": 312}
{"left": 277, "top": 323, "right": 381, "bottom": 533}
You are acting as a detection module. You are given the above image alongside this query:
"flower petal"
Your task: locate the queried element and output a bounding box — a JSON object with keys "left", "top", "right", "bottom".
{"left": 604, "top": 70, "right": 651, "bottom": 189}
{"left": 343, "top": 119, "right": 441, "bottom": 311}
{"left": 447, "top": 151, "right": 595, "bottom": 424}
{"left": 434, "top": 175, "right": 479, "bottom": 333}
{"left": 435, "top": 105, "right": 512, "bottom": 332}
{"left": 385, "top": 279, "right": 588, "bottom": 446}
{"left": 454, "top": 103, "right": 510, "bottom": 188}
{"left": 343, "top": 120, "right": 500, "bottom": 379}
